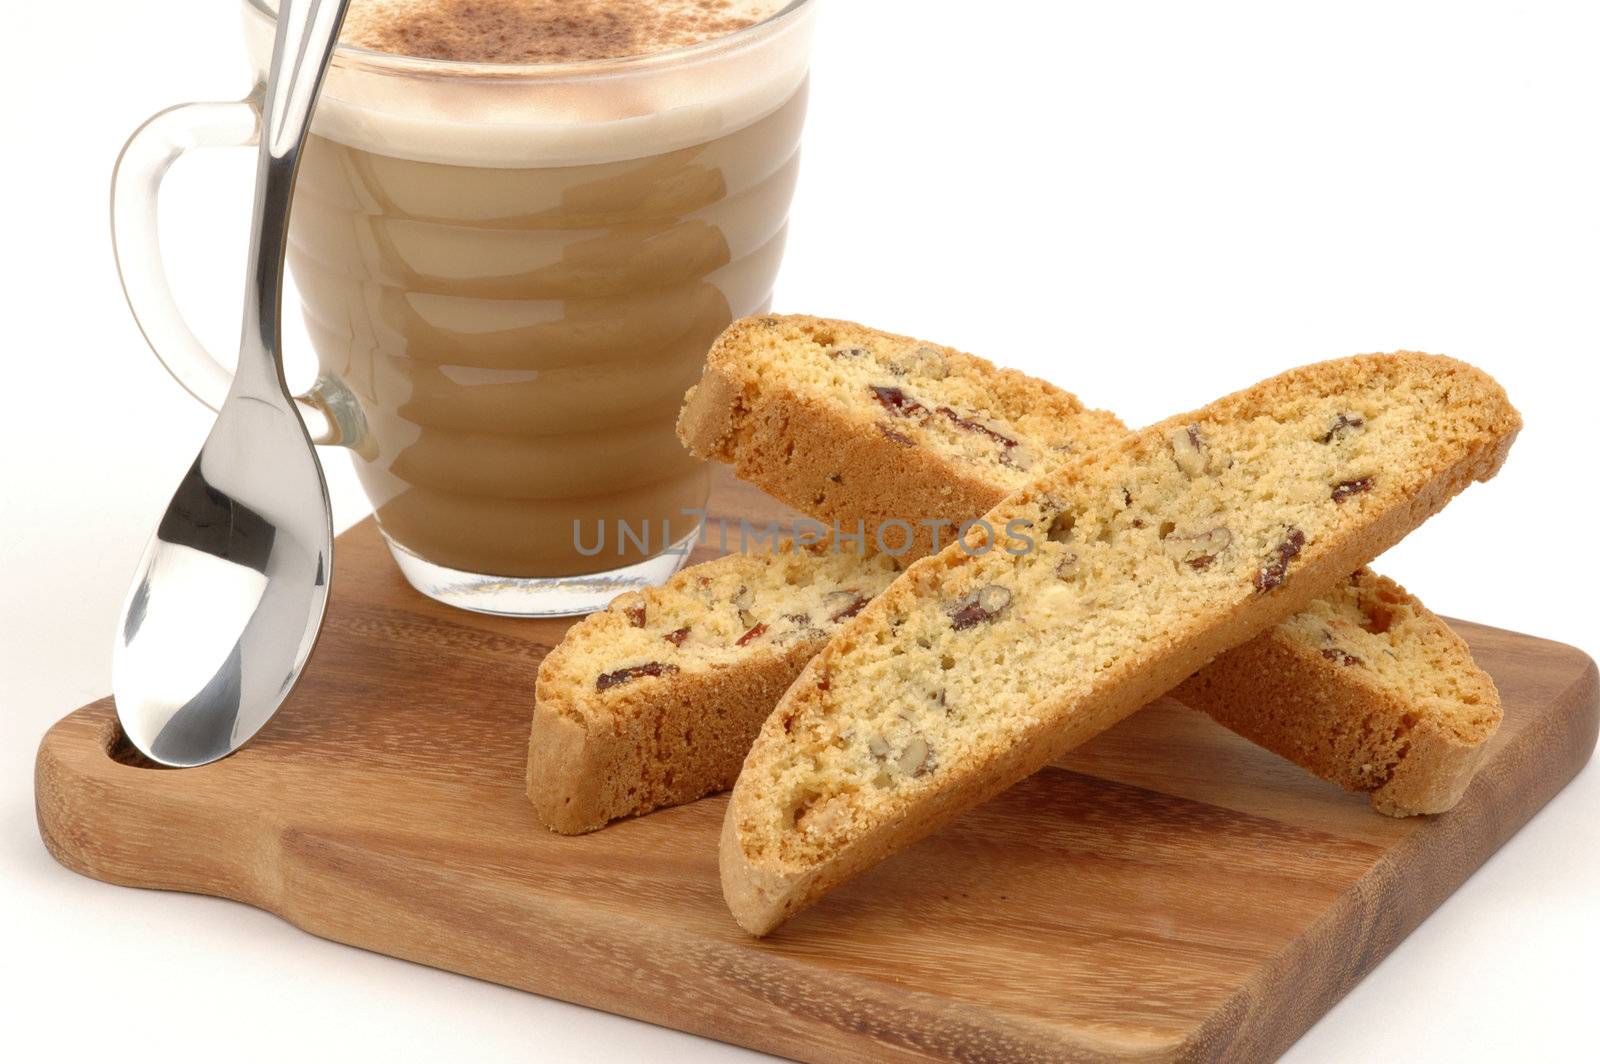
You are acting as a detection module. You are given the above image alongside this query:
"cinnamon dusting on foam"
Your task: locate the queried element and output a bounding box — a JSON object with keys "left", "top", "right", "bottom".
{"left": 341, "top": 0, "right": 782, "bottom": 63}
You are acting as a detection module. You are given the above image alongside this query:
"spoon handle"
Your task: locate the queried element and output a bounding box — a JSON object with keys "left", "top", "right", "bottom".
{"left": 231, "top": 0, "right": 352, "bottom": 405}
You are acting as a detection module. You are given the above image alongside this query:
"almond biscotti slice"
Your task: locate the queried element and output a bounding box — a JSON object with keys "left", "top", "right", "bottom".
{"left": 528, "top": 544, "right": 900, "bottom": 833}
{"left": 680, "top": 314, "right": 1503, "bottom": 815}
{"left": 1175, "top": 568, "right": 1502, "bottom": 816}
{"left": 679, "top": 315, "right": 1129, "bottom": 560}
{"left": 721, "top": 353, "right": 1519, "bottom": 934}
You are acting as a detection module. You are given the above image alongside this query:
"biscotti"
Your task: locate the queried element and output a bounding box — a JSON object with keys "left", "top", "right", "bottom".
{"left": 530, "top": 543, "right": 1501, "bottom": 831}
{"left": 529, "top": 543, "right": 901, "bottom": 833}
{"left": 678, "top": 316, "right": 1129, "bottom": 560}
{"left": 1175, "top": 568, "right": 1502, "bottom": 816}
{"left": 721, "top": 353, "right": 1519, "bottom": 934}
{"left": 680, "top": 315, "right": 1504, "bottom": 814}
{"left": 529, "top": 319, "right": 1504, "bottom": 833}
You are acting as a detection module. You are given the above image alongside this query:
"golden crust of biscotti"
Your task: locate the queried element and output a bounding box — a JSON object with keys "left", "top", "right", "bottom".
{"left": 721, "top": 352, "right": 1519, "bottom": 934}
{"left": 679, "top": 314, "right": 1128, "bottom": 560}
{"left": 1176, "top": 568, "right": 1502, "bottom": 816}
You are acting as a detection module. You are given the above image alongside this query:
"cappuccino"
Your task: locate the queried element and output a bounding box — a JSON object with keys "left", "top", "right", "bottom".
{"left": 240, "top": 0, "right": 812, "bottom": 608}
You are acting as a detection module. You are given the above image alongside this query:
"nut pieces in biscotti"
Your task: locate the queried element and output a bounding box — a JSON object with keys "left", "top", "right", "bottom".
{"left": 935, "top": 406, "right": 1031, "bottom": 468}
{"left": 1254, "top": 527, "right": 1307, "bottom": 593}
{"left": 596, "top": 661, "right": 679, "bottom": 692}
{"left": 936, "top": 406, "right": 1013, "bottom": 445}
{"left": 873, "top": 381, "right": 1031, "bottom": 468}
{"left": 888, "top": 346, "right": 951, "bottom": 380}
{"left": 1170, "top": 424, "right": 1212, "bottom": 477}
{"left": 896, "top": 735, "right": 933, "bottom": 777}
{"left": 1321, "top": 647, "right": 1363, "bottom": 666}
{"left": 777, "top": 624, "right": 828, "bottom": 644}
{"left": 621, "top": 599, "right": 646, "bottom": 627}
{"left": 735, "top": 622, "right": 768, "bottom": 646}
{"left": 1055, "top": 552, "right": 1081, "bottom": 580}
{"left": 1001, "top": 439, "right": 1036, "bottom": 471}
{"left": 866, "top": 734, "right": 934, "bottom": 779}
{"left": 663, "top": 626, "right": 691, "bottom": 647}
{"left": 949, "top": 584, "right": 1013, "bottom": 630}
{"left": 1320, "top": 411, "right": 1366, "bottom": 444}
{"left": 1162, "top": 526, "right": 1233, "bottom": 571}
{"left": 1331, "top": 477, "right": 1375, "bottom": 503}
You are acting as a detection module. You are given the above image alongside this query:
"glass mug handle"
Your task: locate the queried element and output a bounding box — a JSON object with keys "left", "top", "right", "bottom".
{"left": 111, "top": 91, "right": 358, "bottom": 448}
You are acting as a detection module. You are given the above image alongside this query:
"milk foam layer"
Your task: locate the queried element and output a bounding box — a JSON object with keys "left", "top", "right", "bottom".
{"left": 343, "top": 0, "right": 782, "bottom": 63}
{"left": 241, "top": 0, "right": 812, "bottom": 167}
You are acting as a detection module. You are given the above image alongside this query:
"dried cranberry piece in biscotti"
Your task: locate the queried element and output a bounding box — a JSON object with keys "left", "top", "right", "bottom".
{"left": 870, "top": 385, "right": 928, "bottom": 420}
{"left": 1332, "top": 477, "right": 1375, "bottom": 503}
{"left": 1255, "top": 527, "right": 1307, "bottom": 593}
{"left": 596, "top": 662, "right": 678, "bottom": 692}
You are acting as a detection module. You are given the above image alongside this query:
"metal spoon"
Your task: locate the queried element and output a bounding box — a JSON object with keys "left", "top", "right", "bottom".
{"left": 113, "top": 0, "right": 352, "bottom": 767}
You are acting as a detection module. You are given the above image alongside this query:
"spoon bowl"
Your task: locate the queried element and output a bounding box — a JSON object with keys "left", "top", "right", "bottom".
{"left": 114, "top": 394, "right": 331, "bottom": 766}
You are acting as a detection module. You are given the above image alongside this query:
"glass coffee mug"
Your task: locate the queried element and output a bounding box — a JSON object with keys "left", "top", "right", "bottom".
{"left": 113, "top": 0, "right": 816, "bottom": 615}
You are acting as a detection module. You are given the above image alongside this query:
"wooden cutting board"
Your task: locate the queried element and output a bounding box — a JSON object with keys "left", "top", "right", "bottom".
{"left": 34, "top": 467, "right": 1598, "bottom": 1064}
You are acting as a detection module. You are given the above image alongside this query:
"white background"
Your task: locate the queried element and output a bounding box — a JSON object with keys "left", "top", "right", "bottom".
{"left": 3, "top": 1, "right": 1596, "bottom": 1060}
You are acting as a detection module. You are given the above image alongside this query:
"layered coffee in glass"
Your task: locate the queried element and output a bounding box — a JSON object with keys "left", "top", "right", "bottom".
{"left": 239, "top": 0, "right": 815, "bottom": 614}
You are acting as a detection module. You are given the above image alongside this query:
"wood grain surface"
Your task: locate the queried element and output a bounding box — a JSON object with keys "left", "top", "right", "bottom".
{"left": 34, "top": 467, "right": 1598, "bottom": 1063}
